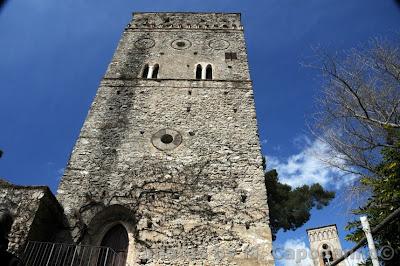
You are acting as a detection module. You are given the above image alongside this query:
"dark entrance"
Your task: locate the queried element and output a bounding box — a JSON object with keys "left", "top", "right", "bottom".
{"left": 98, "top": 224, "right": 129, "bottom": 266}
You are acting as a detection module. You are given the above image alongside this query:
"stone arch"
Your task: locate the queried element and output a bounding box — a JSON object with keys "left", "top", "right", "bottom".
{"left": 206, "top": 64, "right": 213, "bottom": 80}
{"left": 320, "top": 243, "right": 334, "bottom": 264}
{"left": 84, "top": 205, "right": 136, "bottom": 264}
{"left": 195, "top": 64, "right": 202, "bottom": 79}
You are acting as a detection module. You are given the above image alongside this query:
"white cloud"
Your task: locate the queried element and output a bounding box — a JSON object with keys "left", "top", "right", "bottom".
{"left": 266, "top": 137, "right": 356, "bottom": 189}
{"left": 346, "top": 250, "right": 366, "bottom": 266}
{"left": 275, "top": 238, "right": 313, "bottom": 266}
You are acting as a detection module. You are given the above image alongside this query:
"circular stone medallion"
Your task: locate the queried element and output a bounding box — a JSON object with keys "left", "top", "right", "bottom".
{"left": 134, "top": 38, "right": 155, "bottom": 49}
{"left": 208, "top": 39, "right": 230, "bottom": 50}
{"left": 171, "top": 39, "right": 192, "bottom": 50}
{"left": 152, "top": 129, "right": 182, "bottom": 151}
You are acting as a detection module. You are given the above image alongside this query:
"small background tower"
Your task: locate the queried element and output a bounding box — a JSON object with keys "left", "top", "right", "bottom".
{"left": 307, "top": 224, "right": 347, "bottom": 266}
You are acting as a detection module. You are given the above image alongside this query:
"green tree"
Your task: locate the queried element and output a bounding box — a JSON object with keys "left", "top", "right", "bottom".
{"left": 345, "top": 134, "right": 400, "bottom": 265}
{"left": 310, "top": 37, "right": 400, "bottom": 264}
{"left": 263, "top": 162, "right": 335, "bottom": 240}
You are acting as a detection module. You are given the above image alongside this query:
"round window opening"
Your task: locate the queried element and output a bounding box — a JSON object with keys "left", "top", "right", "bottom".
{"left": 151, "top": 129, "right": 182, "bottom": 151}
{"left": 322, "top": 244, "right": 329, "bottom": 250}
{"left": 171, "top": 39, "right": 192, "bottom": 50}
{"left": 161, "top": 134, "right": 174, "bottom": 144}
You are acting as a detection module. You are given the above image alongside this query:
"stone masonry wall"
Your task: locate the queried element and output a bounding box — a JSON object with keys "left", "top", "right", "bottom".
{"left": 57, "top": 13, "right": 274, "bottom": 265}
{"left": 0, "top": 179, "right": 68, "bottom": 255}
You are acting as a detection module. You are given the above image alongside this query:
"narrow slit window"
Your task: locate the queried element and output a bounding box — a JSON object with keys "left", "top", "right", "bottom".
{"left": 206, "top": 65, "right": 212, "bottom": 80}
{"left": 142, "top": 64, "right": 149, "bottom": 78}
{"left": 152, "top": 64, "right": 159, "bottom": 79}
{"left": 196, "top": 64, "right": 202, "bottom": 79}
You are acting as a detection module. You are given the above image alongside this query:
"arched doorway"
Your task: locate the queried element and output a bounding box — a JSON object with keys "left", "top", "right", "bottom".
{"left": 98, "top": 224, "right": 129, "bottom": 266}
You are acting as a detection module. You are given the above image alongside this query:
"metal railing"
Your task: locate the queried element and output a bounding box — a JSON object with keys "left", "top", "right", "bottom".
{"left": 22, "top": 241, "right": 127, "bottom": 266}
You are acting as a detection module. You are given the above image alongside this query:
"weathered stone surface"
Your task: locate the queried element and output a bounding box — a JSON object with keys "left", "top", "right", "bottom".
{"left": 0, "top": 179, "right": 70, "bottom": 255}
{"left": 57, "top": 12, "right": 274, "bottom": 265}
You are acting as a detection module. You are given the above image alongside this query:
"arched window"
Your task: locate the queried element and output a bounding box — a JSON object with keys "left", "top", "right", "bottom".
{"left": 196, "top": 64, "right": 202, "bottom": 80}
{"left": 206, "top": 64, "right": 213, "bottom": 80}
{"left": 142, "top": 64, "right": 149, "bottom": 79}
{"left": 321, "top": 243, "right": 334, "bottom": 264}
{"left": 98, "top": 224, "right": 128, "bottom": 266}
{"left": 152, "top": 64, "right": 159, "bottom": 79}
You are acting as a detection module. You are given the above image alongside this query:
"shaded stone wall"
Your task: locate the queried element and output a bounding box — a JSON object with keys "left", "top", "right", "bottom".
{"left": 0, "top": 179, "right": 69, "bottom": 255}
{"left": 57, "top": 12, "right": 274, "bottom": 266}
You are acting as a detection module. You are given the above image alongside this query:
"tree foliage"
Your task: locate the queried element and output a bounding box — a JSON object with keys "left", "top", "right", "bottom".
{"left": 263, "top": 165, "right": 335, "bottom": 241}
{"left": 345, "top": 135, "right": 400, "bottom": 265}
{"left": 310, "top": 37, "right": 400, "bottom": 264}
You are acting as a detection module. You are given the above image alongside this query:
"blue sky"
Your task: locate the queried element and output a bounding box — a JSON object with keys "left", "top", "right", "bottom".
{"left": 0, "top": 1, "right": 399, "bottom": 265}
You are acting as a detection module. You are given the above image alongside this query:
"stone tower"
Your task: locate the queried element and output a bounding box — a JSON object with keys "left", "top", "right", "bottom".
{"left": 57, "top": 12, "right": 274, "bottom": 265}
{"left": 307, "top": 225, "right": 346, "bottom": 266}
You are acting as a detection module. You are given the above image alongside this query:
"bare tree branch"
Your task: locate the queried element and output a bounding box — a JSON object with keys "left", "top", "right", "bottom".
{"left": 309, "top": 37, "right": 400, "bottom": 178}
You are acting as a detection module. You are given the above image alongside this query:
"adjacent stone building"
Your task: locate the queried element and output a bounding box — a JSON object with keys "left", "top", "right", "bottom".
{"left": 0, "top": 179, "right": 68, "bottom": 255}
{"left": 2, "top": 12, "right": 275, "bottom": 265}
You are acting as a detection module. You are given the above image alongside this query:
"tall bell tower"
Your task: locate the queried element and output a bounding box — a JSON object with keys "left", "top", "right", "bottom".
{"left": 307, "top": 225, "right": 347, "bottom": 266}
{"left": 57, "top": 12, "right": 274, "bottom": 265}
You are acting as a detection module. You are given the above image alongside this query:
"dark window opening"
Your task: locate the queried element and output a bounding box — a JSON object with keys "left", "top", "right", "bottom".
{"left": 99, "top": 224, "right": 128, "bottom": 266}
{"left": 147, "top": 220, "right": 153, "bottom": 229}
{"left": 139, "top": 259, "right": 148, "bottom": 264}
{"left": 225, "top": 52, "right": 238, "bottom": 60}
{"left": 172, "top": 194, "right": 180, "bottom": 200}
{"left": 152, "top": 64, "right": 159, "bottom": 79}
{"left": 196, "top": 64, "right": 202, "bottom": 79}
{"left": 176, "top": 41, "right": 186, "bottom": 47}
{"left": 241, "top": 194, "right": 247, "bottom": 203}
{"left": 161, "top": 134, "right": 173, "bottom": 144}
{"left": 142, "top": 64, "right": 149, "bottom": 78}
{"left": 322, "top": 246, "right": 334, "bottom": 263}
{"left": 206, "top": 65, "right": 212, "bottom": 80}
{"left": 206, "top": 195, "right": 212, "bottom": 202}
